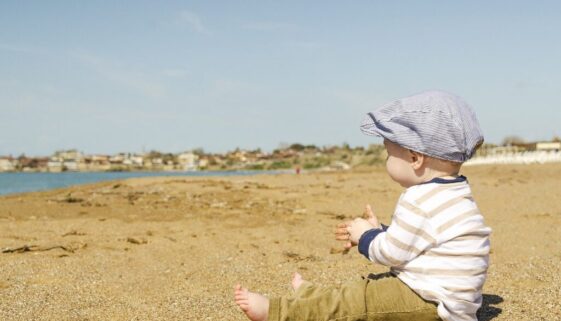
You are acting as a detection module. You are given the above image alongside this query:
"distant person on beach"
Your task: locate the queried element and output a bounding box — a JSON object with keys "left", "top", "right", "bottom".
{"left": 234, "top": 90, "right": 491, "bottom": 321}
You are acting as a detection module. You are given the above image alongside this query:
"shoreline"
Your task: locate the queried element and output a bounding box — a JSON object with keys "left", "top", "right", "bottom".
{"left": 0, "top": 169, "right": 293, "bottom": 196}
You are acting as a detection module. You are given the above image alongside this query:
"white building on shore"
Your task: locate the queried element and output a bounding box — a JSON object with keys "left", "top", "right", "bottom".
{"left": 536, "top": 142, "right": 561, "bottom": 152}
{"left": 0, "top": 157, "right": 15, "bottom": 172}
{"left": 178, "top": 152, "right": 199, "bottom": 171}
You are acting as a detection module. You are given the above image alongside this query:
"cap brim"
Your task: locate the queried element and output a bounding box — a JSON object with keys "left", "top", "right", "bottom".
{"left": 360, "top": 113, "right": 384, "bottom": 137}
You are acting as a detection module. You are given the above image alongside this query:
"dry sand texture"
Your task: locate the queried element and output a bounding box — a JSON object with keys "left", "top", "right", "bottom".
{"left": 1, "top": 164, "right": 560, "bottom": 320}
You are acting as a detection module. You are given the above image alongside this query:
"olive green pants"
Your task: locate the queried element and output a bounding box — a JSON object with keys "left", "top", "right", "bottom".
{"left": 268, "top": 272, "right": 440, "bottom": 321}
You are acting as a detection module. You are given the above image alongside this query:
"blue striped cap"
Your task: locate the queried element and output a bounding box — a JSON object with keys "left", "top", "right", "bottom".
{"left": 360, "top": 90, "right": 484, "bottom": 163}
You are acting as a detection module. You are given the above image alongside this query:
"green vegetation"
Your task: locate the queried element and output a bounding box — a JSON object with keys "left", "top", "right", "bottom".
{"left": 268, "top": 161, "right": 292, "bottom": 170}
{"left": 303, "top": 157, "right": 330, "bottom": 169}
{"left": 245, "top": 163, "right": 265, "bottom": 170}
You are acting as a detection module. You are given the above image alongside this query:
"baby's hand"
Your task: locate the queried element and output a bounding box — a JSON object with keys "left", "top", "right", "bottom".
{"left": 335, "top": 204, "right": 381, "bottom": 249}
{"left": 363, "top": 204, "right": 381, "bottom": 229}
{"left": 346, "top": 218, "right": 376, "bottom": 244}
{"left": 335, "top": 222, "right": 353, "bottom": 249}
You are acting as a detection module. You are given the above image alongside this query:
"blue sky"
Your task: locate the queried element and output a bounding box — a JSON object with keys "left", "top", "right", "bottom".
{"left": 1, "top": 1, "right": 560, "bottom": 156}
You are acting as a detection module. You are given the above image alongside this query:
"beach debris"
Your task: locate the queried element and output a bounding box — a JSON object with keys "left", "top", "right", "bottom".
{"left": 282, "top": 251, "right": 320, "bottom": 262}
{"left": 62, "top": 230, "right": 86, "bottom": 237}
{"left": 126, "top": 237, "right": 147, "bottom": 245}
{"left": 210, "top": 201, "right": 227, "bottom": 208}
{"left": 2, "top": 242, "right": 87, "bottom": 254}
{"left": 316, "top": 210, "right": 347, "bottom": 220}
{"left": 330, "top": 247, "right": 350, "bottom": 255}
{"left": 50, "top": 193, "right": 85, "bottom": 203}
{"left": 165, "top": 236, "right": 177, "bottom": 242}
{"left": 63, "top": 194, "right": 84, "bottom": 203}
{"left": 80, "top": 201, "right": 106, "bottom": 207}
{"left": 126, "top": 191, "right": 143, "bottom": 204}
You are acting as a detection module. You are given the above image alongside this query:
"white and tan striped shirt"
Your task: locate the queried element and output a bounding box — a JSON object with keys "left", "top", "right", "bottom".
{"left": 362, "top": 176, "right": 491, "bottom": 321}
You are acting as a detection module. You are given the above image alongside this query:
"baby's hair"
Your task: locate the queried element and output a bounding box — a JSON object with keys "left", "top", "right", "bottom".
{"left": 434, "top": 157, "right": 463, "bottom": 167}
{"left": 406, "top": 148, "right": 463, "bottom": 175}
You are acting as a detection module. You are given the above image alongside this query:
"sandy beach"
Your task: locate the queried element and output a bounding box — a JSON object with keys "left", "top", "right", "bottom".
{"left": 1, "top": 164, "right": 560, "bottom": 320}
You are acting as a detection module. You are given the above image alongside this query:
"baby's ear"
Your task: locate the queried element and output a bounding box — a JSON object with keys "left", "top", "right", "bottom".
{"left": 409, "top": 150, "right": 425, "bottom": 170}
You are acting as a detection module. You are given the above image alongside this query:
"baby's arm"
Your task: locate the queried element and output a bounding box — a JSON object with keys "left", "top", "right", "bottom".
{"left": 337, "top": 201, "right": 435, "bottom": 267}
{"left": 361, "top": 201, "right": 436, "bottom": 266}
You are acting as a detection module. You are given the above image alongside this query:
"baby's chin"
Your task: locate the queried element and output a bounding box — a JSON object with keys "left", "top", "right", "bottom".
{"left": 397, "top": 181, "right": 416, "bottom": 188}
{"left": 388, "top": 175, "right": 417, "bottom": 188}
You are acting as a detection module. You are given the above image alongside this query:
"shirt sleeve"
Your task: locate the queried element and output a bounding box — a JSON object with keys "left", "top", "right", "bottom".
{"left": 366, "top": 199, "right": 437, "bottom": 266}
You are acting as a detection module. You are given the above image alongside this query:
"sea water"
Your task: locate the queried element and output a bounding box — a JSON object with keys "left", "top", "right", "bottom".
{"left": 0, "top": 170, "right": 282, "bottom": 196}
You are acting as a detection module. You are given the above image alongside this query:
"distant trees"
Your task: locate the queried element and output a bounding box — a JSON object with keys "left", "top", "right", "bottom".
{"left": 288, "top": 143, "right": 319, "bottom": 151}
{"left": 501, "top": 136, "right": 526, "bottom": 146}
{"left": 192, "top": 148, "right": 205, "bottom": 156}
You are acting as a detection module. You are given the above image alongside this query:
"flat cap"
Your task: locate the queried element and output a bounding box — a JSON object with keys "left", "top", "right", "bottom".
{"left": 360, "top": 90, "right": 484, "bottom": 162}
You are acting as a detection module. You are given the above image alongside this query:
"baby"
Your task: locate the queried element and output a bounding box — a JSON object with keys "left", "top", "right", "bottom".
{"left": 234, "top": 90, "right": 491, "bottom": 321}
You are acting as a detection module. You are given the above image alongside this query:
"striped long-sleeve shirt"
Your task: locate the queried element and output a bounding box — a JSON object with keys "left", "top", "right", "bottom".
{"left": 358, "top": 176, "right": 491, "bottom": 321}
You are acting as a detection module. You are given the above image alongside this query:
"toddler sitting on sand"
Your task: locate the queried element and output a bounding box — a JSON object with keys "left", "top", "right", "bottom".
{"left": 234, "top": 90, "right": 491, "bottom": 321}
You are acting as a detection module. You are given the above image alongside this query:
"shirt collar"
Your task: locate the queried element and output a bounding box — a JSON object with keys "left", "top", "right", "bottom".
{"left": 420, "top": 175, "right": 467, "bottom": 185}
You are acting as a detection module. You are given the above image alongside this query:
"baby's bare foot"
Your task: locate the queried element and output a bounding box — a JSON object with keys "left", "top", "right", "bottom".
{"left": 234, "top": 284, "right": 269, "bottom": 321}
{"left": 291, "top": 272, "right": 304, "bottom": 291}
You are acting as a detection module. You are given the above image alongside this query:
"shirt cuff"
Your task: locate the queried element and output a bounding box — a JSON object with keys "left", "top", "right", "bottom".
{"left": 358, "top": 228, "right": 385, "bottom": 259}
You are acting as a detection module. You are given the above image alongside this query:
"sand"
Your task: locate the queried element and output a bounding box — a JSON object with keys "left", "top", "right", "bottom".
{"left": 1, "top": 164, "right": 560, "bottom": 320}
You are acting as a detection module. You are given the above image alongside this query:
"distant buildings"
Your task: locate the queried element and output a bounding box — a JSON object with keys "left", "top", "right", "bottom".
{"left": 177, "top": 152, "right": 199, "bottom": 171}
{"left": 468, "top": 140, "right": 561, "bottom": 165}
{"left": 536, "top": 142, "right": 561, "bottom": 152}
{"left": 1, "top": 139, "right": 560, "bottom": 173}
{"left": 0, "top": 157, "right": 15, "bottom": 172}
{"left": 47, "top": 158, "right": 63, "bottom": 172}
{"left": 84, "top": 155, "right": 111, "bottom": 171}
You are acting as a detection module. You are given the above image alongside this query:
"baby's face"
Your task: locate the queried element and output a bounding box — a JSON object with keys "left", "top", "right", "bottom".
{"left": 383, "top": 139, "right": 418, "bottom": 188}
